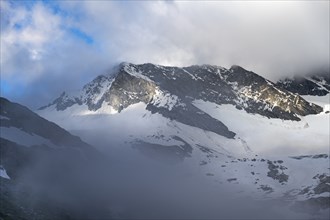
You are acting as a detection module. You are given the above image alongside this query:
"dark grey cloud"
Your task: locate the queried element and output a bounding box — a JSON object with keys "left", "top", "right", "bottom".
{"left": 1, "top": 1, "right": 329, "bottom": 108}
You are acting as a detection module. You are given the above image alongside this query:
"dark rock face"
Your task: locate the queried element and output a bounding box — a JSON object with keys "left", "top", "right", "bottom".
{"left": 105, "top": 70, "right": 156, "bottom": 112}
{"left": 276, "top": 72, "right": 330, "bottom": 96}
{"left": 291, "top": 154, "right": 329, "bottom": 160}
{"left": 293, "top": 174, "right": 330, "bottom": 212}
{"left": 1, "top": 97, "right": 93, "bottom": 151}
{"left": 313, "top": 174, "right": 330, "bottom": 195}
{"left": 146, "top": 102, "right": 235, "bottom": 138}
{"left": 82, "top": 75, "right": 113, "bottom": 111}
{"left": 139, "top": 63, "right": 321, "bottom": 120}
{"left": 227, "top": 178, "right": 237, "bottom": 182}
{"left": 226, "top": 66, "right": 322, "bottom": 120}
{"left": 267, "top": 160, "right": 289, "bottom": 184}
{"left": 133, "top": 136, "right": 193, "bottom": 161}
{"left": 259, "top": 185, "right": 274, "bottom": 194}
{"left": 138, "top": 64, "right": 237, "bottom": 105}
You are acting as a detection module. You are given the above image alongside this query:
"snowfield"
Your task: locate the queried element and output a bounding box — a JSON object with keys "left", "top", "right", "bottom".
{"left": 38, "top": 101, "right": 246, "bottom": 157}
{"left": 0, "top": 126, "right": 58, "bottom": 148}
{"left": 36, "top": 92, "right": 329, "bottom": 218}
{"left": 193, "top": 99, "right": 329, "bottom": 157}
{"left": 38, "top": 93, "right": 329, "bottom": 158}
{"left": 0, "top": 166, "right": 10, "bottom": 179}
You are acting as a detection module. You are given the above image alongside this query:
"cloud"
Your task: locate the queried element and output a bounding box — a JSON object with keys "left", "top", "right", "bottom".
{"left": 0, "top": 1, "right": 329, "bottom": 108}
{"left": 0, "top": 1, "right": 110, "bottom": 107}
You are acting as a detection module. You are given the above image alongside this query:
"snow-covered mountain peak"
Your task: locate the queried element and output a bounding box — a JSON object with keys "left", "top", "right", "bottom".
{"left": 40, "top": 62, "right": 323, "bottom": 121}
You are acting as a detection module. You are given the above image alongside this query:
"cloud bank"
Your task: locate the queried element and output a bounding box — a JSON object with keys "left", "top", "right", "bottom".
{"left": 0, "top": 1, "right": 329, "bottom": 108}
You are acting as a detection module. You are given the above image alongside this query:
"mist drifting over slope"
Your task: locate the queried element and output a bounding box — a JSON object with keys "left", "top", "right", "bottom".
{"left": 1, "top": 1, "right": 329, "bottom": 219}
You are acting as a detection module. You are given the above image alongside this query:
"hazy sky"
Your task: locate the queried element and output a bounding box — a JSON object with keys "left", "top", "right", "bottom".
{"left": 1, "top": 0, "right": 329, "bottom": 108}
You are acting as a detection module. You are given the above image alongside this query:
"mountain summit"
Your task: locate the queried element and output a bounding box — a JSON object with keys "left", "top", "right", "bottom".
{"left": 41, "top": 62, "right": 322, "bottom": 122}
{"left": 38, "top": 62, "right": 326, "bottom": 159}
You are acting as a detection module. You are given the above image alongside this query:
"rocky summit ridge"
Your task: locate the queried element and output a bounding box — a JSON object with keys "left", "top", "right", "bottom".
{"left": 41, "top": 62, "right": 322, "bottom": 122}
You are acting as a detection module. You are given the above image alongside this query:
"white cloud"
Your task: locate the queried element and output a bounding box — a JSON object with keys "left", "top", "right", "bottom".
{"left": 0, "top": 1, "right": 329, "bottom": 107}
{"left": 62, "top": 1, "right": 329, "bottom": 79}
{"left": 1, "top": 2, "right": 64, "bottom": 81}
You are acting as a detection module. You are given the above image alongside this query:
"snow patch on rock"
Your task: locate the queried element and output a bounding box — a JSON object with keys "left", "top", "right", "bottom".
{"left": 0, "top": 165, "right": 10, "bottom": 179}
{"left": 0, "top": 127, "right": 58, "bottom": 148}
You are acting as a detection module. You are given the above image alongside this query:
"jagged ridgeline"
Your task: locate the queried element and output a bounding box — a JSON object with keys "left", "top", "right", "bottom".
{"left": 276, "top": 71, "right": 330, "bottom": 96}
{"left": 41, "top": 62, "right": 322, "bottom": 122}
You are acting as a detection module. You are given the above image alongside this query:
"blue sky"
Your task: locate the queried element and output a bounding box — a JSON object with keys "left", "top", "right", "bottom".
{"left": 68, "top": 27, "right": 94, "bottom": 45}
{"left": 1, "top": 0, "right": 329, "bottom": 108}
{"left": 6, "top": 0, "right": 94, "bottom": 43}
